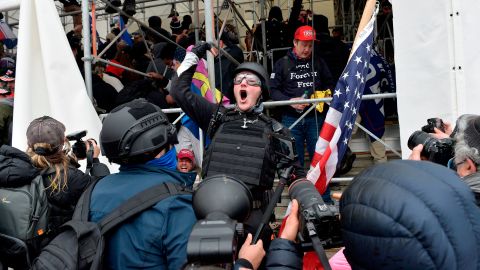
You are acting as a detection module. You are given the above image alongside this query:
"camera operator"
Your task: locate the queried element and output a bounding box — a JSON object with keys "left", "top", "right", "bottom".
{"left": 171, "top": 42, "right": 304, "bottom": 249}
{"left": 410, "top": 114, "right": 480, "bottom": 205}
{"left": 25, "top": 116, "right": 109, "bottom": 239}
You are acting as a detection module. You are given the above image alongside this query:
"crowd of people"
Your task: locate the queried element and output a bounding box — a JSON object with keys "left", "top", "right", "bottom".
{"left": 4, "top": 0, "right": 480, "bottom": 269}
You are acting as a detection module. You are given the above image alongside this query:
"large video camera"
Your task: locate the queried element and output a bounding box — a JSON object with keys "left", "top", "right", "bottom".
{"left": 66, "top": 130, "right": 96, "bottom": 174}
{"left": 289, "top": 179, "right": 342, "bottom": 250}
{"left": 408, "top": 118, "right": 454, "bottom": 166}
{"left": 66, "top": 130, "right": 90, "bottom": 159}
{"left": 186, "top": 175, "right": 252, "bottom": 267}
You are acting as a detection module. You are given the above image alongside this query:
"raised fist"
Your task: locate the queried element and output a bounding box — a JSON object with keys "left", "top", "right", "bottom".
{"left": 191, "top": 41, "right": 212, "bottom": 59}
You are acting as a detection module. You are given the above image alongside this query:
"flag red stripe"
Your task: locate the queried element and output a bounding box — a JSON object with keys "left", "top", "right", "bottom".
{"left": 319, "top": 121, "right": 337, "bottom": 141}
{"left": 315, "top": 169, "right": 328, "bottom": 195}
{"left": 310, "top": 152, "right": 323, "bottom": 168}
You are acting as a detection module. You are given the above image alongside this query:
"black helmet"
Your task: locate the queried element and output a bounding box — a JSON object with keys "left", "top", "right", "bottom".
{"left": 100, "top": 99, "right": 178, "bottom": 163}
{"left": 234, "top": 62, "right": 269, "bottom": 92}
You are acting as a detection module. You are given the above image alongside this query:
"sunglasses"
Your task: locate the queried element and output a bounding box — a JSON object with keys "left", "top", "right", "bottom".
{"left": 233, "top": 73, "right": 262, "bottom": 87}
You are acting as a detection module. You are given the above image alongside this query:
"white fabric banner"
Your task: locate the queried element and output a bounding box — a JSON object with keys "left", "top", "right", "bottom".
{"left": 457, "top": 0, "right": 480, "bottom": 115}
{"left": 0, "top": 0, "right": 20, "bottom": 12}
{"left": 393, "top": 0, "right": 480, "bottom": 158}
{"left": 12, "top": 0, "right": 116, "bottom": 170}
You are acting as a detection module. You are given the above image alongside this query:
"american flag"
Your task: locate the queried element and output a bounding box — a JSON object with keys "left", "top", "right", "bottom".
{"left": 307, "top": 5, "right": 379, "bottom": 195}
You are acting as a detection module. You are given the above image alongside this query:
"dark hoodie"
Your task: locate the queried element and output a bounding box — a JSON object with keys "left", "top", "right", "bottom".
{"left": 270, "top": 49, "right": 334, "bottom": 116}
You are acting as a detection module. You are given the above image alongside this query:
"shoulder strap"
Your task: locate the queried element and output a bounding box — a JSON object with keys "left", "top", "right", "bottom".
{"left": 72, "top": 179, "right": 98, "bottom": 221}
{"left": 98, "top": 182, "right": 191, "bottom": 234}
{"left": 281, "top": 55, "right": 295, "bottom": 78}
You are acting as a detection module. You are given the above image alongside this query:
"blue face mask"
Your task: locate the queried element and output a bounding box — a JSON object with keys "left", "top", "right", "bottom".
{"left": 146, "top": 147, "right": 178, "bottom": 170}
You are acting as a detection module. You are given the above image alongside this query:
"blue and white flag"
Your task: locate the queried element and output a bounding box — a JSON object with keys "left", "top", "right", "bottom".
{"left": 118, "top": 16, "right": 133, "bottom": 46}
{"left": 360, "top": 49, "right": 396, "bottom": 141}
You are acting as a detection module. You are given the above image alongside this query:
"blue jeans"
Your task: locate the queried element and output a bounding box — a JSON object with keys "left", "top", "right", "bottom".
{"left": 282, "top": 113, "right": 332, "bottom": 203}
{"left": 282, "top": 114, "right": 325, "bottom": 167}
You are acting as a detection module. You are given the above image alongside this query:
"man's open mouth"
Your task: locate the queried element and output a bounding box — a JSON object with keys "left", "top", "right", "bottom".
{"left": 240, "top": 90, "right": 247, "bottom": 100}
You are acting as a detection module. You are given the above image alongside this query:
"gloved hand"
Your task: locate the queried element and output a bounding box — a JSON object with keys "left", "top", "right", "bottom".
{"left": 191, "top": 41, "right": 212, "bottom": 59}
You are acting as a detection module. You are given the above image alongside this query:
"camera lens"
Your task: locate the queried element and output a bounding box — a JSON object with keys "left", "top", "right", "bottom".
{"left": 407, "top": 131, "right": 437, "bottom": 151}
{"left": 289, "top": 179, "right": 326, "bottom": 211}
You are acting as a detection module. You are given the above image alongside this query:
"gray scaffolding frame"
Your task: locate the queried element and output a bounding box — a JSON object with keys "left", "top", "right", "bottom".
{"left": 79, "top": 0, "right": 398, "bottom": 158}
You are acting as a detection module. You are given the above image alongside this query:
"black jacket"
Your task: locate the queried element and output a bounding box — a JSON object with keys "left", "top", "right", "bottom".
{"left": 170, "top": 63, "right": 217, "bottom": 132}
{"left": 171, "top": 62, "right": 294, "bottom": 139}
{"left": 92, "top": 74, "right": 119, "bottom": 113}
{"left": 0, "top": 145, "right": 39, "bottom": 187}
{"left": 42, "top": 165, "right": 92, "bottom": 230}
{"left": 45, "top": 158, "right": 109, "bottom": 230}
{"left": 270, "top": 50, "right": 334, "bottom": 116}
{"left": 265, "top": 238, "right": 303, "bottom": 269}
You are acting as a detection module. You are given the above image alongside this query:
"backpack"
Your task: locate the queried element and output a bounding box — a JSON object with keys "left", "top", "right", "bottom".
{"left": 0, "top": 173, "right": 49, "bottom": 268}
{"left": 0, "top": 173, "right": 49, "bottom": 241}
{"left": 31, "top": 181, "right": 192, "bottom": 270}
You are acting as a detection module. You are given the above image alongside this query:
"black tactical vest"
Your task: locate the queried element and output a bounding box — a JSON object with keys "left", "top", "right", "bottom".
{"left": 202, "top": 111, "right": 277, "bottom": 197}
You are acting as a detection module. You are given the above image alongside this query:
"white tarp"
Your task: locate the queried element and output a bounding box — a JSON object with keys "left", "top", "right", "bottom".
{"left": 393, "top": 0, "right": 480, "bottom": 158}
{"left": 12, "top": 0, "right": 115, "bottom": 170}
{"left": 0, "top": 0, "right": 20, "bottom": 12}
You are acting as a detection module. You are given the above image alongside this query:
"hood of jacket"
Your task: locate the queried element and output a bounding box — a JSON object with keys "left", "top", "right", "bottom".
{"left": 0, "top": 145, "right": 39, "bottom": 187}
{"left": 340, "top": 160, "right": 480, "bottom": 270}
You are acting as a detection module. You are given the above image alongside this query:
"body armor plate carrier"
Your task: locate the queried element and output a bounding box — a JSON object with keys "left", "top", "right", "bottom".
{"left": 202, "top": 111, "right": 277, "bottom": 199}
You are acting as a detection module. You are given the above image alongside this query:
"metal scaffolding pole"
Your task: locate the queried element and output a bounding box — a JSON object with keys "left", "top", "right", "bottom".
{"left": 355, "top": 121, "right": 402, "bottom": 158}
{"left": 259, "top": 0, "right": 268, "bottom": 70}
{"left": 93, "top": 0, "right": 193, "bottom": 17}
{"left": 341, "top": 0, "right": 346, "bottom": 41}
{"left": 350, "top": 0, "right": 355, "bottom": 41}
{"left": 161, "top": 93, "right": 397, "bottom": 113}
{"left": 96, "top": 27, "right": 128, "bottom": 58}
{"left": 93, "top": 57, "right": 150, "bottom": 77}
{"left": 204, "top": 0, "right": 216, "bottom": 100}
{"left": 193, "top": 0, "right": 200, "bottom": 43}
{"left": 97, "top": 0, "right": 184, "bottom": 50}
{"left": 226, "top": 0, "right": 253, "bottom": 34}
{"left": 82, "top": 0, "right": 93, "bottom": 99}
{"left": 60, "top": 0, "right": 186, "bottom": 17}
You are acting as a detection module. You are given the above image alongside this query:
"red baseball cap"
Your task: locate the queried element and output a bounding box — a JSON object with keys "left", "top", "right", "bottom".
{"left": 294, "top": 25, "right": 316, "bottom": 41}
{"left": 177, "top": 149, "right": 195, "bottom": 163}
{"left": 105, "top": 60, "right": 124, "bottom": 78}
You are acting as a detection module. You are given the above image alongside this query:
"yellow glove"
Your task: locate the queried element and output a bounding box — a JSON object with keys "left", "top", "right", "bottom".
{"left": 311, "top": 89, "right": 331, "bottom": 113}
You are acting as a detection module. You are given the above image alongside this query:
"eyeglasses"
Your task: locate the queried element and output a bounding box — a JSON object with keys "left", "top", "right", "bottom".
{"left": 448, "top": 158, "right": 468, "bottom": 171}
{"left": 233, "top": 73, "right": 261, "bottom": 87}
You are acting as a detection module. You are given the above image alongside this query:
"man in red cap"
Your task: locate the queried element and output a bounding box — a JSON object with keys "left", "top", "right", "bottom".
{"left": 270, "top": 25, "right": 334, "bottom": 202}
{"left": 176, "top": 148, "right": 196, "bottom": 173}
